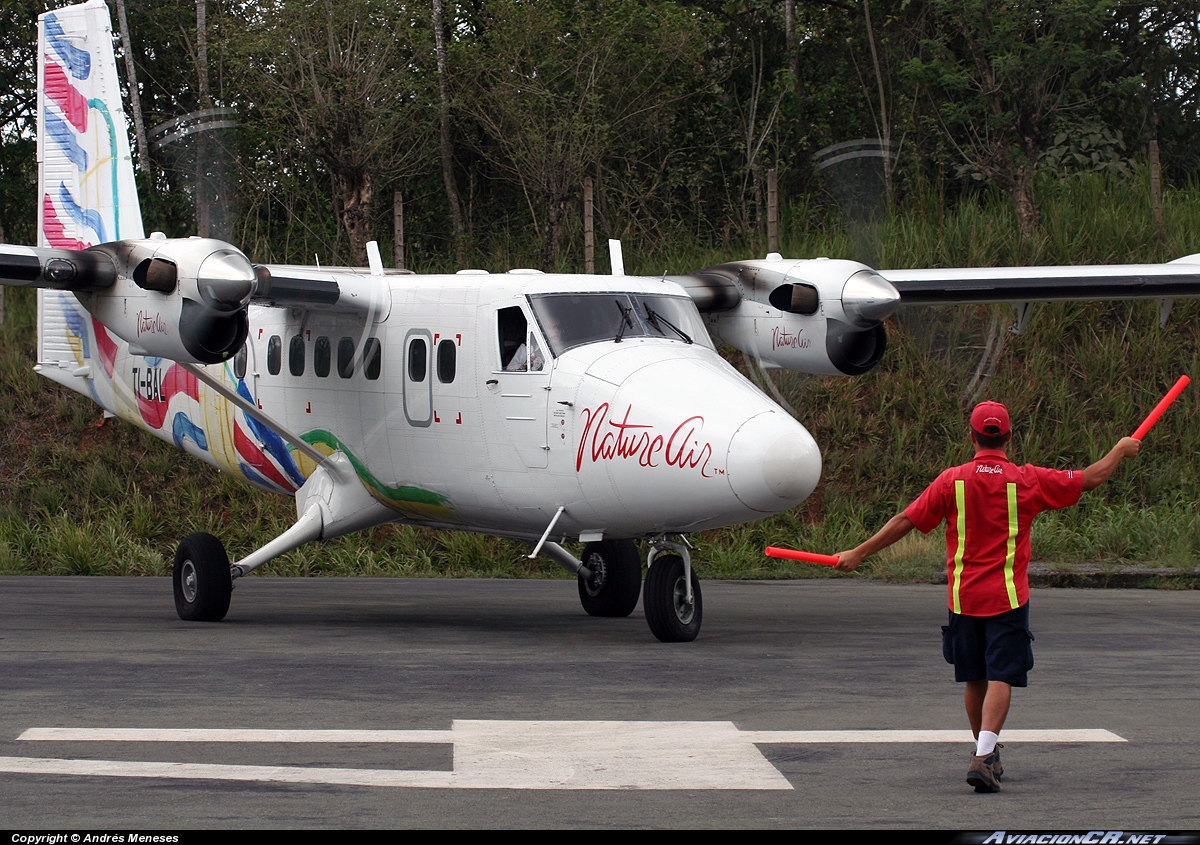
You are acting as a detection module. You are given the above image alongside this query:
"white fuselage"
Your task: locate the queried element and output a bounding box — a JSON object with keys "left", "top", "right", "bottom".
{"left": 37, "top": 272, "right": 822, "bottom": 545}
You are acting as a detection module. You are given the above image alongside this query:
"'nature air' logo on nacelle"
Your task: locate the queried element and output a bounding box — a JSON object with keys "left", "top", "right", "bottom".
{"left": 136, "top": 310, "right": 167, "bottom": 336}
{"left": 577, "top": 403, "right": 717, "bottom": 476}
{"left": 771, "top": 325, "right": 810, "bottom": 350}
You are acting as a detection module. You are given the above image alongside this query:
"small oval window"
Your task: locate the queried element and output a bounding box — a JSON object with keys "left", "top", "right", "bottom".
{"left": 408, "top": 338, "right": 427, "bottom": 383}
{"left": 338, "top": 337, "right": 355, "bottom": 378}
{"left": 314, "top": 336, "right": 331, "bottom": 378}
{"left": 362, "top": 337, "right": 381, "bottom": 380}
{"left": 437, "top": 339, "right": 456, "bottom": 383}
{"left": 288, "top": 335, "right": 305, "bottom": 376}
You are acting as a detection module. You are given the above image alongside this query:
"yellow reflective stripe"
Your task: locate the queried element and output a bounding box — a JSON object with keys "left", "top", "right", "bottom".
{"left": 1004, "top": 482, "right": 1020, "bottom": 609}
{"left": 952, "top": 479, "right": 966, "bottom": 614}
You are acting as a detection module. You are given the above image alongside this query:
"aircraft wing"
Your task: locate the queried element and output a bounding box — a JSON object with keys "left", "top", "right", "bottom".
{"left": 0, "top": 244, "right": 391, "bottom": 315}
{"left": 879, "top": 255, "right": 1200, "bottom": 306}
{"left": 254, "top": 263, "right": 392, "bottom": 318}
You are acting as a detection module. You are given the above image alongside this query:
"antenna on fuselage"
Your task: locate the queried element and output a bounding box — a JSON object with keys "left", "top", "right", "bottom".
{"left": 366, "top": 240, "right": 384, "bottom": 276}
{"left": 608, "top": 239, "right": 624, "bottom": 276}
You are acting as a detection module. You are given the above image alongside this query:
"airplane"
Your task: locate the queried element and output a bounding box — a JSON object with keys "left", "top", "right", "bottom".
{"left": 4, "top": 0, "right": 1200, "bottom": 642}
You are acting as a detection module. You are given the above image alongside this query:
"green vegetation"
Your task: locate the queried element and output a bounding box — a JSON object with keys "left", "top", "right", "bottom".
{"left": 1, "top": 173, "right": 1196, "bottom": 581}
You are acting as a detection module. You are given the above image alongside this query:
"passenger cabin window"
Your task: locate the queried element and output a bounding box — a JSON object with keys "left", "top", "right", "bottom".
{"left": 267, "top": 335, "right": 281, "bottom": 375}
{"left": 288, "top": 335, "right": 305, "bottom": 376}
{"left": 234, "top": 344, "right": 248, "bottom": 380}
{"left": 437, "top": 339, "right": 456, "bottom": 383}
{"left": 408, "top": 338, "right": 427, "bottom": 382}
{"left": 314, "top": 336, "right": 331, "bottom": 377}
{"left": 362, "top": 338, "right": 381, "bottom": 380}
{"left": 338, "top": 337, "right": 355, "bottom": 378}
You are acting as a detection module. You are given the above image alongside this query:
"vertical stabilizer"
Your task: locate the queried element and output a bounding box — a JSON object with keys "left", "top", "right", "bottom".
{"left": 37, "top": 0, "right": 143, "bottom": 251}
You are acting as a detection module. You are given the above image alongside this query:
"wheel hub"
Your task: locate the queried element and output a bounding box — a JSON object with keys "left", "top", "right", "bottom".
{"left": 181, "top": 560, "right": 198, "bottom": 603}
{"left": 584, "top": 554, "right": 608, "bottom": 597}
{"left": 671, "top": 575, "right": 694, "bottom": 624}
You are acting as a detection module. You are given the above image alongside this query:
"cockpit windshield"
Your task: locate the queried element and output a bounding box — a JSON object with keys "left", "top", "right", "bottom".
{"left": 529, "top": 293, "right": 712, "bottom": 357}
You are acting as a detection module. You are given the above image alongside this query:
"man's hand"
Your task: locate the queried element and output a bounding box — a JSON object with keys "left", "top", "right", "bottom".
{"left": 834, "top": 549, "right": 864, "bottom": 572}
{"left": 831, "top": 514, "right": 915, "bottom": 573}
{"left": 1083, "top": 436, "right": 1141, "bottom": 491}
{"left": 1115, "top": 436, "right": 1142, "bottom": 459}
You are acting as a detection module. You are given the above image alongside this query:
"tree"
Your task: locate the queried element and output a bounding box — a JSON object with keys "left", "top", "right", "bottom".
{"left": 461, "top": 0, "right": 703, "bottom": 270}
{"left": 0, "top": 0, "right": 41, "bottom": 246}
{"left": 903, "top": 0, "right": 1126, "bottom": 240}
{"left": 233, "top": 0, "right": 433, "bottom": 265}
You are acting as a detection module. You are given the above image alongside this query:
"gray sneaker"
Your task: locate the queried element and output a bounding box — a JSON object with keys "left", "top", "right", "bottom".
{"left": 967, "top": 751, "right": 1001, "bottom": 793}
{"left": 993, "top": 743, "right": 1003, "bottom": 782}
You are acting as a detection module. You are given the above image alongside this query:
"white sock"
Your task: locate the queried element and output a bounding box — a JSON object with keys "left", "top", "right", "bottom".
{"left": 976, "top": 731, "right": 999, "bottom": 757}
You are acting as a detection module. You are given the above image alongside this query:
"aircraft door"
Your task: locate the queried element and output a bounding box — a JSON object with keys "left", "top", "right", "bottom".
{"left": 490, "top": 304, "right": 550, "bottom": 468}
{"left": 402, "top": 329, "right": 433, "bottom": 427}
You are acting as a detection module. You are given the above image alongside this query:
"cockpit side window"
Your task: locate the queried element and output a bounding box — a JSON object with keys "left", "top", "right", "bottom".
{"left": 529, "top": 293, "right": 711, "bottom": 356}
{"left": 527, "top": 333, "right": 544, "bottom": 372}
{"left": 497, "top": 306, "right": 527, "bottom": 370}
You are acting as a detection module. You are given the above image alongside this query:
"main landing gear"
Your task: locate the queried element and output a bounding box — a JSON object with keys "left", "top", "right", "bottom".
{"left": 173, "top": 532, "right": 233, "bottom": 621}
{"left": 171, "top": 451, "right": 375, "bottom": 623}
{"left": 577, "top": 539, "right": 643, "bottom": 617}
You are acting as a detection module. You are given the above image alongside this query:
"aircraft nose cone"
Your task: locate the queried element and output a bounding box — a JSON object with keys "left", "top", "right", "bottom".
{"left": 725, "top": 412, "right": 821, "bottom": 513}
{"left": 842, "top": 270, "right": 900, "bottom": 326}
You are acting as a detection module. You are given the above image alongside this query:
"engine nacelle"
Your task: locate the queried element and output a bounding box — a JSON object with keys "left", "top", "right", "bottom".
{"left": 76, "top": 237, "right": 257, "bottom": 364}
{"left": 677, "top": 256, "right": 900, "bottom": 376}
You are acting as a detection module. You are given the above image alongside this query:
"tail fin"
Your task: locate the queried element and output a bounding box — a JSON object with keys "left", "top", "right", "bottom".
{"left": 37, "top": 0, "right": 143, "bottom": 250}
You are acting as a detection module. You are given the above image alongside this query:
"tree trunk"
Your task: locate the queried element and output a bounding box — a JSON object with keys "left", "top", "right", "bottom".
{"left": 1149, "top": 139, "right": 1164, "bottom": 239}
{"left": 583, "top": 176, "right": 594, "bottom": 274}
{"left": 785, "top": 0, "right": 798, "bottom": 94}
{"left": 195, "top": 0, "right": 212, "bottom": 236}
{"left": 432, "top": 0, "right": 466, "bottom": 267}
{"left": 1010, "top": 163, "right": 1038, "bottom": 242}
{"left": 114, "top": 0, "right": 150, "bottom": 172}
{"left": 767, "top": 167, "right": 778, "bottom": 253}
{"left": 335, "top": 170, "right": 374, "bottom": 267}
{"left": 541, "top": 189, "right": 567, "bottom": 271}
{"left": 393, "top": 189, "right": 405, "bottom": 270}
{"left": 863, "top": 0, "right": 891, "bottom": 203}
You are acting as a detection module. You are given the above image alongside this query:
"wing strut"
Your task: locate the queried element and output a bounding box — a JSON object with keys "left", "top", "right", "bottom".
{"left": 179, "top": 363, "right": 331, "bottom": 469}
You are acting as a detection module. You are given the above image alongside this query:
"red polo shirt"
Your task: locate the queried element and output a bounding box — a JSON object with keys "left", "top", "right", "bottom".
{"left": 904, "top": 449, "right": 1083, "bottom": 617}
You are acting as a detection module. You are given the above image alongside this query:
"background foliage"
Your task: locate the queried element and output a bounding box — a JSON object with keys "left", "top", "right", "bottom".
{"left": 0, "top": 1, "right": 1198, "bottom": 579}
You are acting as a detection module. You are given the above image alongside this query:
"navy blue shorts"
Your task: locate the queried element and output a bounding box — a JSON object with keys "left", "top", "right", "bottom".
{"left": 941, "top": 603, "right": 1034, "bottom": 687}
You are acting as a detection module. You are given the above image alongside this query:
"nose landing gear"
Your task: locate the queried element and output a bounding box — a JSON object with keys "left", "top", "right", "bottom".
{"left": 644, "top": 539, "right": 702, "bottom": 642}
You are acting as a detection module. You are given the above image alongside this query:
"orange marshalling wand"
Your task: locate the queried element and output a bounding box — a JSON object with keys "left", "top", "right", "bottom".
{"left": 1132, "top": 375, "right": 1190, "bottom": 441}
{"left": 764, "top": 546, "right": 840, "bottom": 566}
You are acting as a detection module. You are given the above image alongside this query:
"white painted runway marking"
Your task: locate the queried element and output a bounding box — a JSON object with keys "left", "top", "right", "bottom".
{"left": 4, "top": 721, "right": 1127, "bottom": 790}
{"left": 742, "top": 729, "right": 1125, "bottom": 744}
{"left": 18, "top": 728, "right": 456, "bottom": 743}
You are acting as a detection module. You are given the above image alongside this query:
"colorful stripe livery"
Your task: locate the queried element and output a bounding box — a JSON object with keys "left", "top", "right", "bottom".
{"left": 37, "top": 1, "right": 142, "bottom": 251}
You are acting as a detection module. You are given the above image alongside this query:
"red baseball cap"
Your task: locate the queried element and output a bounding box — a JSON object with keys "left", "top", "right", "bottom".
{"left": 971, "top": 401, "right": 1011, "bottom": 438}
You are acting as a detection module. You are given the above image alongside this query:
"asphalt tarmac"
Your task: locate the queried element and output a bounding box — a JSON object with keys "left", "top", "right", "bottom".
{"left": 0, "top": 575, "right": 1196, "bottom": 829}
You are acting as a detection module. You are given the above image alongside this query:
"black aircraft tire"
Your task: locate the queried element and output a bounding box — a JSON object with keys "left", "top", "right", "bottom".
{"left": 644, "top": 554, "right": 702, "bottom": 642}
{"left": 173, "top": 532, "right": 232, "bottom": 622}
{"left": 578, "top": 539, "right": 642, "bottom": 617}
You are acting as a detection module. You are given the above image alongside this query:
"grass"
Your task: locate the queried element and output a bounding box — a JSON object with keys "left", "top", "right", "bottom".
{"left": 1, "top": 171, "right": 1198, "bottom": 581}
